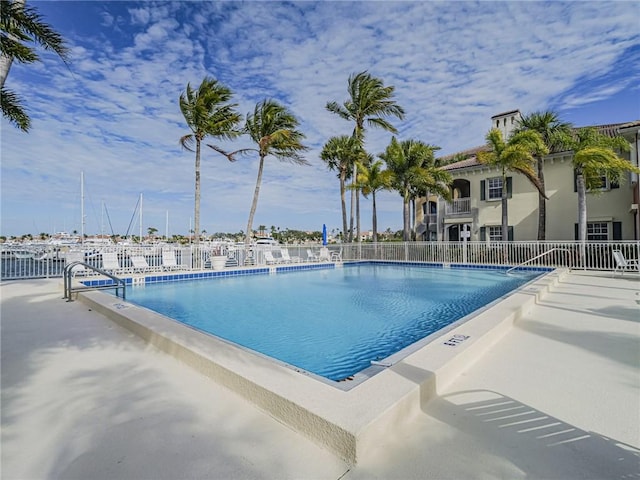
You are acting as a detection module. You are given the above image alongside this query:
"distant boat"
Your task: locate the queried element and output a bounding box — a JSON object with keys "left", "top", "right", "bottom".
{"left": 11, "top": 249, "right": 40, "bottom": 259}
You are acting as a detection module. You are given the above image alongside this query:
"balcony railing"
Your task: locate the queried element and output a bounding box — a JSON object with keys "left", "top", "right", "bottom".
{"left": 445, "top": 197, "right": 471, "bottom": 215}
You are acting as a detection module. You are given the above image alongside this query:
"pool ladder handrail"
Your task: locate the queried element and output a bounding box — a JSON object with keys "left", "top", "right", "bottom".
{"left": 506, "top": 247, "right": 573, "bottom": 274}
{"left": 63, "top": 261, "right": 127, "bottom": 302}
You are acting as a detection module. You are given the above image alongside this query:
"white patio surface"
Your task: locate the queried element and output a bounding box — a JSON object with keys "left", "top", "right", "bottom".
{"left": 1, "top": 270, "right": 638, "bottom": 479}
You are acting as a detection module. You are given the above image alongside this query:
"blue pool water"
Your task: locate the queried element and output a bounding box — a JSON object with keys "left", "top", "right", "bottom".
{"left": 124, "top": 264, "right": 542, "bottom": 381}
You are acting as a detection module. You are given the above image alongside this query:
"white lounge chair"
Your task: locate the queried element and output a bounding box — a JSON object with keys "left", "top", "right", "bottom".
{"left": 306, "top": 249, "right": 319, "bottom": 262}
{"left": 613, "top": 250, "right": 639, "bottom": 276}
{"left": 280, "top": 248, "right": 300, "bottom": 263}
{"left": 263, "top": 250, "right": 281, "bottom": 265}
{"left": 66, "top": 250, "right": 87, "bottom": 276}
{"left": 102, "top": 252, "right": 126, "bottom": 274}
{"left": 330, "top": 248, "right": 343, "bottom": 262}
{"left": 162, "top": 250, "right": 180, "bottom": 271}
{"left": 131, "top": 255, "right": 155, "bottom": 273}
{"left": 319, "top": 247, "right": 331, "bottom": 262}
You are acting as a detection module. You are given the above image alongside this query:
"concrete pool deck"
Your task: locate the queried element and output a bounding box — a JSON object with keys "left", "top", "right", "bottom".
{"left": 1, "top": 270, "right": 639, "bottom": 479}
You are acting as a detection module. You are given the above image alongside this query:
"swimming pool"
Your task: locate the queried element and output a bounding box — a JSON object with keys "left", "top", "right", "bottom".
{"left": 123, "top": 263, "right": 542, "bottom": 381}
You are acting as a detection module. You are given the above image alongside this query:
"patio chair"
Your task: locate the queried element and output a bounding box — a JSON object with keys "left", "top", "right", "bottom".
{"left": 280, "top": 248, "right": 300, "bottom": 263}
{"left": 263, "top": 250, "right": 281, "bottom": 265}
{"left": 612, "top": 250, "right": 639, "bottom": 276}
{"left": 330, "top": 248, "right": 343, "bottom": 262}
{"left": 162, "top": 250, "right": 180, "bottom": 271}
{"left": 131, "top": 255, "right": 155, "bottom": 273}
{"left": 102, "top": 252, "right": 127, "bottom": 275}
{"left": 306, "top": 249, "right": 319, "bottom": 262}
{"left": 66, "top": 250, "right": 87, "bottom": 276}
{"left": 319, "top": 247, "right": 331, "bottom": 262}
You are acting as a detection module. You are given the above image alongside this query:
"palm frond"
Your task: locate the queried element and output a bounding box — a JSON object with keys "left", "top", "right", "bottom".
{"left": 207, "top": 145, "right": 256, "bottom": 162}
{"left": 0, "top": 0, "right": 69, "bottom": 62}
{"left": 0, "top": 86, "right": 30, "bottom": 131}
{"left": 179, "top": 134, "right": 195, "bottom": 152}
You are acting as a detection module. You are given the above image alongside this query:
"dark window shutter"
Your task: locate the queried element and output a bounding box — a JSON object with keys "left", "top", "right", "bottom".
{"left": 480, "top": 180, "right": 486, "bottom": 201}
{"left": 508, "top": 226, "right": 514, "bottom": 241}
{"left": 613, "top": 221, "right": 622, "bottom": 240}
{"left": 574, "top": 223, "right": 579, "bottom": 240}
{"left": 574, "top": 170, "right": 578, "bottom": 192}
{"left": 506, "top": 177, "right": 513, "bottom": 199}
{"left": 480, "top": 227, "right": 486, "bottom": 241}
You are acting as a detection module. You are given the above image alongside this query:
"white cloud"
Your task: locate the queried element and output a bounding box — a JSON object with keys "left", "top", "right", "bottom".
{"left": 1, "top": 1, "right": 638, "bottom": 237}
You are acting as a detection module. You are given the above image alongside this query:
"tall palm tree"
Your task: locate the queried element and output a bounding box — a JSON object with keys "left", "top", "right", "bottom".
{"left": 326, "top": 71, "right": 405, "bottom": 242}
{"left": 353, "top": 159, "right": 392, "bottom": 243}
{"left": 1, "top": 0, "right": 69, "bottom": 131}
{"left": 179, "top": 77, "right": 242, "bottom": 251}
{"left": 381, "top": 137, "right": 452, "bottom": 241}
{"left": 517, "top": 111, "right": 573, "bottom": 240}
{"left": 571, "top": 127, "right": 636, "bottom": 242}
{"left": 477, "top": 129, "right": 549, "bottom": 242}
{"left": 320, "top": 135, "right": 358, "bottom": 243}
{"left": 212, "top": 99, "right": 308, "bottom": 245}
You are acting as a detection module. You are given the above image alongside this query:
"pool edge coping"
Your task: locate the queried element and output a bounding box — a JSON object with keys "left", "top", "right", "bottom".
{"left": 77, "top": 266, "right": 565, "bottom": 466}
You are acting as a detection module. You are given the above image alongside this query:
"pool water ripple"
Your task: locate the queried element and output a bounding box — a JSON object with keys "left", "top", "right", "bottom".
{"left": 125, "top": 264, "right": 541, "bottom": 381}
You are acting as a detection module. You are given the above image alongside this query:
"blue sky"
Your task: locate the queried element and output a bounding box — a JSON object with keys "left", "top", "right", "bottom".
{"left": 1, "top": 1, "right": 638, "bottom": 238}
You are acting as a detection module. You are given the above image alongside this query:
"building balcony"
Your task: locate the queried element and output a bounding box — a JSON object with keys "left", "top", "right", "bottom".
{"left": 445, "top": 198, "right": 471, "bottom": 215}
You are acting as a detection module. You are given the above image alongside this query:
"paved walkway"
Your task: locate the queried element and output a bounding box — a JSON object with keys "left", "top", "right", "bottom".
{"left": 1, "top": 271, "right": 639, "bottom": 479}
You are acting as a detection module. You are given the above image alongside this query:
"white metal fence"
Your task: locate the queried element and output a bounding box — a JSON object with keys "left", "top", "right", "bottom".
{"left": 340, "top": 241, "right": 640, "bottom": 271}
{"left": 1, "top": 241, "right": 638, "bottom": 280}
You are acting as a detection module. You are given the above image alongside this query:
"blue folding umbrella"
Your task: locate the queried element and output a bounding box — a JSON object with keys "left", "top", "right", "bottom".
{"left": 322, "top": 224, "right": 327, "bottom": 245}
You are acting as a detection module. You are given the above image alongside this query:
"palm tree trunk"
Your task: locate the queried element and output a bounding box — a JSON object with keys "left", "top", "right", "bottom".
{"left": 356, "top": 190, "right": 361, "bottom": 243}
{"left": 411, "top": 197, "right": 416, "bottom": 241}
{"left": 537, "top": 158, "right": 546, "bottom": 241}
{"left": 0, "top": 53, "right": 13, "bottom": 90}
{"left": 501, "top": 172, "right": 508, "bottom": 242}
{"left": 403, "top": 193, "right": 411, "bottom": 241}
{"left": 245, "top": 155, "right": 266, "bottom": 246}
{"left": 194, "top": 140, "right": 201, "bottom": 243}
{"left": 0, "top": 0, "right": 24, "bottom": 89}
{"left": 193, "top": 139, "right": 202, "bottom": 268}
{"left": 372, "top": 191, "right": 378, "bottom": 243}
{"left": 577, "top": 172, "right": 587, "bottom": 267}
{"left": 348, "top": 164, "right": 356, "bottom": 243}
{"left": 340, "top": 172, "right": 348, "bottom": 245}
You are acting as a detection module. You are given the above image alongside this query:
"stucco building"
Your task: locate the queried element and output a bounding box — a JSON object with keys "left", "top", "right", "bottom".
{"left": 416, "top": 110, "right": 640, "bottom": 242}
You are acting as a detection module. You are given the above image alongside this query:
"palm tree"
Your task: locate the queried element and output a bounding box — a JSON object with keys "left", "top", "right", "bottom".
{"left": 212, "top": 99, "right": 308, "bottom": 246}
{"left": 381, "top": 137, "right": 452, "bottom": 241}
{"left": 477, "top": 129, "right": 549, "bottom": 242}
{"left": 320, "top": 135, "right": 359, "bottom": 244}
{"left": 1, "top": 0, "right": 69, "bottom": 131}
{"left": 326, "top": 71, "right": 405, "bottom": 242}
{"left": 353, "top": 159, "right": 392, "bottom": 243}
{"left": 571, "top": 127, "right": 637, "bottom": 242}
{"left": 517, "top": 111, "right": 573, "bottom": 240}
{"left": 179, "top": 77, "right": 242, "bottom": 255}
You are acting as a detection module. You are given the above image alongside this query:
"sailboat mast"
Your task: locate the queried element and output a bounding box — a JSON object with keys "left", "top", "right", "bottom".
{"left": 139, "top": 193, "right": 143, "bottom": 243}
{"left": 81, "top": 171, "right": 85, "bottom": 245}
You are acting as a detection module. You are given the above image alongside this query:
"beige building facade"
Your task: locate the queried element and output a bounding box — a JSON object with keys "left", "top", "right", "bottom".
{"left": 416, "top": 111, "right": 640, "bottom": 242}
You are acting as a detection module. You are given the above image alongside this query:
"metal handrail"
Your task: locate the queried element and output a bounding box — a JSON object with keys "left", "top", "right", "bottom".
{"left": 63, "top": 261, "right": 126, "bottom": 301}
{"left": 506, "top": 248, "right": 573, "bottom": 274}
